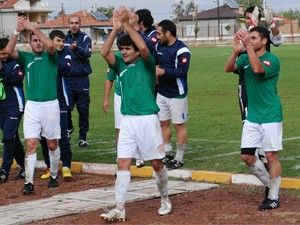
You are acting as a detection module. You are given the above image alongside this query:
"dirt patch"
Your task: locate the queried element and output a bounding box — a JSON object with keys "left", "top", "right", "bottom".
{"left": 2, "top": 168, "right": 300, "bottom": 225}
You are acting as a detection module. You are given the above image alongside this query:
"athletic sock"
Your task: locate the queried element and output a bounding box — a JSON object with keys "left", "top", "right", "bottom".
{"left": 164, "top": 143, "right": 173, "bottom": 155}
{"left": 49, "top": 147, "right": 60, "bottom": 178}
{"left": 115, "top": 170, "right": 131, "bottom": 210}
{"left": 249, "top": 158, "right": 270, "bottom": 186}
{"left": 25, "top": 153, "right": 37, "bottom": 184}
{"left": 155, "top": 166, "right": 168, "bottom": 198}
{"left": 175, "top": 143, "right": 187, "bottom": 162}
{"left": 268, "top": 176, "right": 281, "bottom": 200}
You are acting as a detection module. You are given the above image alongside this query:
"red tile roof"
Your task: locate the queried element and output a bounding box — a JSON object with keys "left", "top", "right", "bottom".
{"left": 38, "top": 10, "right": 113, "bottom": 29}
{"left": 0, "top": 0, "right": 19, "bottom": 9}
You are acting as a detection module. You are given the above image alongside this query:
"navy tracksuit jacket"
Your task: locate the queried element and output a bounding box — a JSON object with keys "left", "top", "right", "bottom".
{"left": 0, "top": 58, "right": 25, "bottom": 176}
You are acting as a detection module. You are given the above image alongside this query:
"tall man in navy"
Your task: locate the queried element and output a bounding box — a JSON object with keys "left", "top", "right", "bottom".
{"left": 154, "top": 20, "right": 191, "bottom": 170}
{"left": 0, "top": 38, "right": 25, "bottom": 182}
{"left": 65, "top": 15, "right": 92, "bottom": 147}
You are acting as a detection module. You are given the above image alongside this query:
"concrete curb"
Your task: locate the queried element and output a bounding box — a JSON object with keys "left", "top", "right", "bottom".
{"left": 2, "top": 159, "right": 299, "bottom": 190}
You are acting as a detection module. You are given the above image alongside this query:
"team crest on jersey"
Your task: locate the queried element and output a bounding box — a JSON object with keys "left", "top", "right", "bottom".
{"left": 181, "top": 57, "right": 188, "bottom": 64}
{"left": 263, "top": 60, "right": 271, "bottom": 66}
{"left": 151, "top": 37, "right": 157, "bottom": 43}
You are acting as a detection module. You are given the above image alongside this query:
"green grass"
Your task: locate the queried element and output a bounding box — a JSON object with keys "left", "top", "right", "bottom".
{"left": 1, "top": 45, "right": 300, "bottom": 177}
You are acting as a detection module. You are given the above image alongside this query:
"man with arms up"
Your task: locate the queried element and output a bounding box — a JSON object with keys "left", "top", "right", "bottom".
{"left": 100, "top": 7, "right": 172, "bottom": 222}
{"left": 0, "top": 38, "right": 25, "bottom": 183}
{"left": 5, "top": 17, "right": 61, "bottom": 194}
{"left": 225, "top": 26, "right": 283, "bottom": 210}
{"left": 155, "top": 20, "right": 191, "bottom": 170}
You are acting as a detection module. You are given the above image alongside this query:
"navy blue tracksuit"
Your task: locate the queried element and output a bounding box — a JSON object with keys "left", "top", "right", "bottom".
{"left": 65, "top": 30, "right": 92, "bottom": 141}
{"left": 0, "top": 59, "right": 25, "bottom": 176}
{"left": 41, "top": 47, "right": 73, "bottom": 168}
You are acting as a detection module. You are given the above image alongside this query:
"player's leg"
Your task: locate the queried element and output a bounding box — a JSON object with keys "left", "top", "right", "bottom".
{"left": 167, "top": 96, "right": 188, "bottom": 169}
{"left": 40, "top": 136, "right": 50, "bottom": 179}
{"left": 76, "top": 77, "right": 90, "bottom": 147}
{"left": 40, "top": 100, "right": 61, "bottom": 188}
{"left": 137, "top": 114, "right": 172, "bottom": 215}
{"left": 258, "top": 122, "right": 282, "bottom": 210}
{"left": 13, "top": 132, "right": 26, "bottom": 180}
{"left": 100, "top": 116, "right": 135, "bottom": 222}
{"left": 156, "top": 93, "right": 174, "bottom": 163}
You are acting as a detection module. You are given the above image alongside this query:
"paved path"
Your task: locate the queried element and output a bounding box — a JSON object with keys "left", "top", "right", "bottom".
{"left": 0, "top": 179, "right": 218, "bottom": 225}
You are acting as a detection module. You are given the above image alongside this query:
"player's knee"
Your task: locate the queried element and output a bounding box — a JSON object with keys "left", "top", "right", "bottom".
{"left": 240, "top": 148, "right": 256, "bottom": 165}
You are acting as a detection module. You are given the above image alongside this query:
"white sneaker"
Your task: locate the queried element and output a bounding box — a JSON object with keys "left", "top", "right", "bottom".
{"left": 136, "top": 159, "right": 145, "bottom": 168}
{"left": 158, "top": 198, "right": 172, "bottom": 215}
{"left": 100, "top": 208, "right": 126, "bottom": 222}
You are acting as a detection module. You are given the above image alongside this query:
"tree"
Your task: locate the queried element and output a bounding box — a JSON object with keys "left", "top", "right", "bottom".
{"left": 282, "top": 9, "right": 300, "bottom": 28}
{"left": 172, "top": 0, "right": 196, "bottom": 18}
{"left": 237, "top": 0, "right": 263, "bottom": 10}
{"left": 96, "top": 6, "right": 115, "bottom": 19}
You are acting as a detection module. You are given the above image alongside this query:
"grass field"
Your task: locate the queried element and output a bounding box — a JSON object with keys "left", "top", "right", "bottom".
{"left": 1, "top": 44, "right": 300, "bottom": 177}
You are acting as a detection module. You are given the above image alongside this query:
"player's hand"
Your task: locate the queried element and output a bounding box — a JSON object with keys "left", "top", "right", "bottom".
{"left": 264, "top": 5, "right": 275, "bottom": 28}
{"left": 233, "top": 32, "right": 244, "bottom": 53}
{"left": 17, "top": 17, "right": 26, "bottom": 32}
{"left": 113, "top": 9, "right": 122, "bottom": 31}
{"left": 251, "top": 6, "right": 259, "bottom": 27}
{"left": 156, "top": 66, "right": 165, "bottom": 76}
{"left": 69, "top": 41, "right": 77, "bottom": 50}
{"left": 103, "top": 99, "right": 110, "bottom": 113}
{"left": 118, "top": 6, "right": 130, "bottom": 24}
{"left": 130, "top": 12, "right": 140, "bottom": 31}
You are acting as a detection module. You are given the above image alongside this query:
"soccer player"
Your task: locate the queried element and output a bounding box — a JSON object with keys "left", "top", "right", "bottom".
{"left": 0, "top": 38, "right": 25, "bottom": 183}
{"left": 238, "top": 5, "right": 284, "bottom": 168}
{"left": 225, "top": 26, "right": 283, "bottom": 210}
{"left": 99, "top": 7, "right": 172, "bottom": 222}
{"left": 65, "top": 15, "right": 92, "bottom": 148}
{"left": 40, "top": 30, "right": 73, "bottom": 180}
{"left": 154, "top": 20, "right": 191, "bottom": 170}
{"left": 5, "top": 17, "right": 61, "bottom": 194}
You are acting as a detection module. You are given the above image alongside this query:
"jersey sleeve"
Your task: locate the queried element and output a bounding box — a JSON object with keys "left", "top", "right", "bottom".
{"left": 164, "top": 47, "right": 191, "bottom": 78}
{"left": 111, "top": 52, "right": 123, "bottom": 74}
{"left": 261, "top": 54, "right": 280, "bottom": 79}
{"left": 2, "top": 61, "right": 24, "bottom": 85}
{"left": 106, "top": 67, "right": 117, "bottom": 81}
{"left": 236, "top": 54, "right": 247, "bottom": 74}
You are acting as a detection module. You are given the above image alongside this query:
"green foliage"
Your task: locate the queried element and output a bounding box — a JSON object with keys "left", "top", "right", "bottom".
{"left": 96, "top": 6, "right": 114, "bottom": 18}
{"left": 282, "top": 9, "right": 300, "bottom": 26}
{"left": 172, "top": 0, "right": 196, "bottom": 19}
{"left": 237, "top": 0, "right": 263, "bottom": 10}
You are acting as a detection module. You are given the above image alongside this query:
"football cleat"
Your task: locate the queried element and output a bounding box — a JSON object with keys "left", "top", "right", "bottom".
{"left": 100, "top": 208, "right": 126, "bottom": 222}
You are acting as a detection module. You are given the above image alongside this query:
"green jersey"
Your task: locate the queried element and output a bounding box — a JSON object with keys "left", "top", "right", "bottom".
{"left": 18, "top": 50, "right": 58, "bottom": 102}
{"left": 236, "top": 51, "right": 283, "bottom": 123}
{"left": 107, "top": 67, "right": 121, "bottom": 96}
{"left": 112, "top": 52, "right": 159, "bottom": 115}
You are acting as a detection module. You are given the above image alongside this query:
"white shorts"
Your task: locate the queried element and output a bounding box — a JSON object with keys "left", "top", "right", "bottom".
{"left": 24, "top": 100, "right": 61, "bottom": 140}
{"left": 114, "top": 93, "right": 122, "bottom": 129}
{"left": 241, "top": 120, "right": 283, "bottom": 152}
{"left": 117, "top": 114, "right": 165, "bottom": 161}
{"left": 156, "top": 93, "right": 188, "bottom": 124}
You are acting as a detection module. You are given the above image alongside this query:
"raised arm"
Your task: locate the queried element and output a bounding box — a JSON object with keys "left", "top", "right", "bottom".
{"left": 21, "top": 18, "right": 55, "bottom": 55}
{"left": 224, "top": 31, "right": 244, "bottom": 72}
{"left": 100, "top": 10, "right": 122, "bottom": 67}
{"left": 120, "top": 7, "right": 149, "bottom": 60}
{"left": 5, "top": 17, "right": 24, "bottom": 59}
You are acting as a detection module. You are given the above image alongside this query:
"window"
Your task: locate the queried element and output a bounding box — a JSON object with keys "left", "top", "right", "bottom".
{"left": 186, "top": 25, "right": 195, "bottom": 37}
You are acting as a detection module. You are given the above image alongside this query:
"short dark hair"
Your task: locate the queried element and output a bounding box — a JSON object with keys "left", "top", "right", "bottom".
{"left": 0, "top": 38, "right": 9, "bottom": 50}
{"left": 68, "top": 15, "right": 81, "bottom": 23}
{"left": 29, "top": 32, "right": 37, "bottom": 41}
{"left": 118, "top": 34, "right": 139, "bottom": 51}
{"left": 244, "top": 6, "right": 262, "bottom": 21}
{"left": 249, "top": 26, "right": 271, "bottom": 51}
{"left": 157, "top": 19, "right": 176, "bottom": 37}
{"left": 135, "top": 9, "right": 154, "bottom": 28}
{"left": 49, "top": 30, "right": 65, "bottom": 40}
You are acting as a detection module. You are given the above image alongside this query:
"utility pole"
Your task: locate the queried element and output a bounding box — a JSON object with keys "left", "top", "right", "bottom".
{"left": 217, "top": 0, "right": 220, "bottom": 37}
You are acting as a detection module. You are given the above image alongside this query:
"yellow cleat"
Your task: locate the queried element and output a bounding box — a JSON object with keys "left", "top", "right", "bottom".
{"left": 40, "top": 168, "right": 51, "bottom": 180}
{"left": 62, "top": 167, "right": 72, "bottom": 179}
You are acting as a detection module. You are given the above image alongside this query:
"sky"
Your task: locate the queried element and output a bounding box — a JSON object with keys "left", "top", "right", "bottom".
{"left": 43, "top": 0, "right": 300, "bottom": 22}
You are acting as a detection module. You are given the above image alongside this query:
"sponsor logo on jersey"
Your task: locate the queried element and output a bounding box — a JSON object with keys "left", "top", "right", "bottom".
{"left": 263, "top": 60, "right": 271, "bottom": 66}
{"left": 151, "top": 37, "right": 157, "bottom": 43}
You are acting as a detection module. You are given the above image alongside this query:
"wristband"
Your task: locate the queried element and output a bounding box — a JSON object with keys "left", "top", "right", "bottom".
{"left": 13, "top": 30, "right": 20, "bottom": 35}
